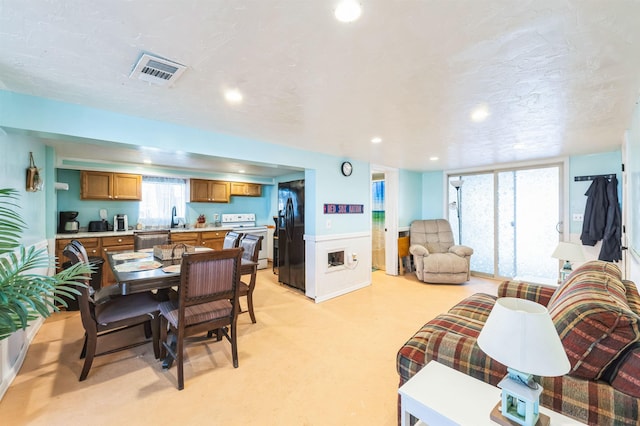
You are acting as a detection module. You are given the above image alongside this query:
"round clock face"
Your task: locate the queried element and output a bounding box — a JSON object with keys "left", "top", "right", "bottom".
{"left": 341, "top": 161, "right": 353, "bottom": 176}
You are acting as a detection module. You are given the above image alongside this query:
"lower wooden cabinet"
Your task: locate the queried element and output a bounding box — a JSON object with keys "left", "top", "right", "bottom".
{"left": 171, "top": 232, "right": 200, "bottom": 246}
{"left": 56, "top": 230, "right": 231, "bottom": 288}
{"left": 199, "top": 231, "right": 226, "bottom": 250}
{"left": 101, "top": 235, "right": 134, "bottom": 287}
{"left": 56, "top": 237, "right": 101, "bottom": 270}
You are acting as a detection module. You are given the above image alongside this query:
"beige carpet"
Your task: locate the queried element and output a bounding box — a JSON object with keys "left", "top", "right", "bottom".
{"left": 0, "top": 268, "right": 499, "bottom": 425}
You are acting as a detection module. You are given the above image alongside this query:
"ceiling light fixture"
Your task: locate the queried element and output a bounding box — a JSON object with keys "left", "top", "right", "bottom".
{"left": 224, "top": 89, "right": 243, "bottom": 104}
{"left": 143, "top": 159, "right": 152, "bottom": 164}
{"left": 238, "top": 169, "right": 246, "bottom": 173}
{"left": 429, "top": 156, "right": 439, "bottom": 161}
{"left": 471, "top": 104, "right": 490, "bottom": 123}
{"left": 371, "top": 137, "right": 382, "bottom": 144}
{"left": 335, "top": 0, "right": 362, "bottom": 23}
{"left": 513, "top": 143, "right": 526, "bottom": 150}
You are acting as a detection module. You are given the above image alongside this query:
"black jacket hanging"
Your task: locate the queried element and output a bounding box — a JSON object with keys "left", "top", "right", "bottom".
{"left": 599, "top": 176, "right": 622, "bottom": 262}
{"left": 580, "top": 177, "right": 608, "bottom": 246}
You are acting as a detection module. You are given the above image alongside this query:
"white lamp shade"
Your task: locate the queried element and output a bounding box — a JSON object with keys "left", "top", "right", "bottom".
{"left": 551, "top": 241, "right": 585, "bottom": 262}
{"left": 477, "top": 298, "right": 570, "bottom": 377}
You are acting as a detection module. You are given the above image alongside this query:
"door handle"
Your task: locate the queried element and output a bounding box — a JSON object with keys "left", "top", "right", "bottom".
{"left": 556, "top": 221, "right": 563, "bottom": 233}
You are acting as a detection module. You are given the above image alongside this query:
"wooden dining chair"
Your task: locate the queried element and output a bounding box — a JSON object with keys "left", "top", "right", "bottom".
{"left": 238, "top": 234, "right": 263, "bottom": 324}
{"left": 158, "top": 248, "right": 243, "bottom": 390}
{"left": 222, "top": 231, "right": 242, "bottom": 249}
{"left": 63, "top": 243, "right": 161, "bottom": 381}
{"left": 133, "top": 229, "right": 171, "bottom": 251}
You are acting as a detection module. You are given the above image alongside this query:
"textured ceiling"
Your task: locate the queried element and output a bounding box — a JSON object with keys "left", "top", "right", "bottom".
{"left": 1, "top": 0, "right": 640, "bottom": 173}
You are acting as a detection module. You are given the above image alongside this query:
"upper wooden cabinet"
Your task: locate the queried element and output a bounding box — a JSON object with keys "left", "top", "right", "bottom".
{"left": 230, "top": 182, "right": 262, "bottom": 197}
{"left": 190, "top": 179, "right": 230, "bottom": 203}
{"left": 81, "top": 171, "right": 142, "bottom": 201}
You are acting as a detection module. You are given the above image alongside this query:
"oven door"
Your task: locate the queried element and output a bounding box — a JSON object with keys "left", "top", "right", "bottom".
{"left": 234, "top": 227, "right": 268, "bottom": 269}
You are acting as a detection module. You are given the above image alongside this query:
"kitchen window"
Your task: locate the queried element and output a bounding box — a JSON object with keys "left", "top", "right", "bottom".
{"left": 138, "top": 176, "right": 186, "bottom": 228}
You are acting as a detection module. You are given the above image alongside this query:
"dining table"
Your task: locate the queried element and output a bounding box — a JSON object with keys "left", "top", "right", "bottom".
{"left": 94, "top": 247, "right": 257, "bottom": 304}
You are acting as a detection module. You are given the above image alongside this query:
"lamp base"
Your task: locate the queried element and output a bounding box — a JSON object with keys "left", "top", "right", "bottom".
{"left": 490, "top": 402, "right": 550, "bottom": 426}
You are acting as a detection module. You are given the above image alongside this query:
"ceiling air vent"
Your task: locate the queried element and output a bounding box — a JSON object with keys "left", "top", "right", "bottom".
{"left": 129, "top": 53, "right": 186, "bottom": 87}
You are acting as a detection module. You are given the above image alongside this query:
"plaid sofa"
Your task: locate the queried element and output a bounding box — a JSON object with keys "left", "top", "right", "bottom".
{"left": 396, "top": 260, "right": 640, "bottom": 425}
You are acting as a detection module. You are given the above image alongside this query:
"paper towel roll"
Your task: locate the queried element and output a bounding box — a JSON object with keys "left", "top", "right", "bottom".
{"left": 54, "top": 182, "right": 69, "bottom": 191}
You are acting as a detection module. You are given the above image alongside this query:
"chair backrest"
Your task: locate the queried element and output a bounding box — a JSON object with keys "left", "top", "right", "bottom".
{"left": 409, "top": 219, "right": 455, "bottom": 253}
{"left": 70, "top": 239, "right": 89, "bottom": 263}
{"left": 178, "top": 248, "right": 243, "bottom": 312}
{"left": 134, "top": 230, "right": 171, "bottom": 251}
{"left": 62, "top": 244, "right": 96, "bottom": 332}
{"left": 239, "top": 234, "right": 263, "bottom": 263}
{"left": 223, "top": 231, "right": 243, "bottom": 249}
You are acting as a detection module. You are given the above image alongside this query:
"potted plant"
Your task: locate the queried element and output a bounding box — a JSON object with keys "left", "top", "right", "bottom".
{"left": 0, "top": 188, "right": 92, "bottom": 340}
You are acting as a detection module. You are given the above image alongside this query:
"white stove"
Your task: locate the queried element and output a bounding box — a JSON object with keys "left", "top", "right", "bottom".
{"left": 222, "top": 213, "right": 268, "bottom": 269}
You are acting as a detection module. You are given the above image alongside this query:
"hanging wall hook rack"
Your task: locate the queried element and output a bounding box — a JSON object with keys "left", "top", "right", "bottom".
{"left": 574, "top": 174, "right": 616, "bottom": 182}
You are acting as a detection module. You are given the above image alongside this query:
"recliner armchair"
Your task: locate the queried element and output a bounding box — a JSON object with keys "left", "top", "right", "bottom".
{"left": 409, "top": 219, "right": 473, "bottom": 284}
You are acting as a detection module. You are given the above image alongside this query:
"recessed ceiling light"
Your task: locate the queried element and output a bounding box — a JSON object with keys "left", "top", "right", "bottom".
{"left": 470, "top": 104, "right": 490, "bottom": 122}
{"left": 238, "top": 169, "right": 246, "bottom": 173}
{"left": 224, "top": 88, "right": 243, "bottom": 104}
{"left": 371, "top": 136, "right": 382, "bottom": 144}
{"left": 429, "top": 156, "right": 439, "bottom": 161}
{"left": 513, "top": 143, "right": 526, "bottom": 150}
{"left": 143, "top": 159, "right": 152, "bottom": 164}
{"left": 335, "top": 0, "right": 362, "bottom": 23}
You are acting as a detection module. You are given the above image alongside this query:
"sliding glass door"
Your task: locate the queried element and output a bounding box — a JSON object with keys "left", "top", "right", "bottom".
{"left": 448, "top": 164, "right": 562, "bottom": 281}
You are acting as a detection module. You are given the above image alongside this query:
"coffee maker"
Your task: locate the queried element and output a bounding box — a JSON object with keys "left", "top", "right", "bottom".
{"left": 114, "top": 214, "right": 128, "bottom": 232}
{"left": 59, "top": 211, "right": 80, "bottom": 233}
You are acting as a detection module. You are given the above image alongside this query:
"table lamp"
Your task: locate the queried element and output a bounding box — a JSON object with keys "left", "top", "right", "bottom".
{"left": 551, "top": 242, "right": 585, "bottom": 282}
{"left": 477, "top": 298, "right": 570, "bottom": 426}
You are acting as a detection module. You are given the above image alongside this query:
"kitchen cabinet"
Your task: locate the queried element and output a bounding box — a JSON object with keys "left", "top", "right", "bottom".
{"left": 81, "top": 171, "right": 142, "bottom": 201}
{"left": 198, "top": 231, "right": 226, "bottom": 250}
{"left": 190, "top": 179, "right": 230, "bottom": 203}
{"left": 101, "top": 235, "right": 134, "bottom": 287}
{"left": 230, "top": 182, "right": 262, "bottom": 197}
{"left": 56, "top": 237, "right": 101, "bottom": 272}
{"left": 171, "top": 232, "right": 200, "bottom": 246}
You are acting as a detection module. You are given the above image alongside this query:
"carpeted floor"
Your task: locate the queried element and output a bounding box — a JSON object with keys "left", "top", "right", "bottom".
{"left": 0, "top": 268, "right": 499, "bottom": 425}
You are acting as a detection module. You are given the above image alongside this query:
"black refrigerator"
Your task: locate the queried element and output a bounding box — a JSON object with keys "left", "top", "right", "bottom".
{"left": 278, "top": 179, "right": 305, "bottom": 291}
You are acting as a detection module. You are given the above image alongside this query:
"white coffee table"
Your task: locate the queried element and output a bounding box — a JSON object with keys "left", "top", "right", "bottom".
{"left": 398, "top": 361, "right": 583, "bottom": 425}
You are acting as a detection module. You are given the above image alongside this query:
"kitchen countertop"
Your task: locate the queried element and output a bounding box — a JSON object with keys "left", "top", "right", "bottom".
{"left": 56, "top": 225, "right": 236, "bottom": 239}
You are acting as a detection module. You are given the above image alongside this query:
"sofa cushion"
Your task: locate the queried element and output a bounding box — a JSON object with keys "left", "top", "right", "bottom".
{"left": 602, "top": 343, "right": 640, "bottom": 398}
{"left": 547, "top": 260, "right": 640, "bottom": 380}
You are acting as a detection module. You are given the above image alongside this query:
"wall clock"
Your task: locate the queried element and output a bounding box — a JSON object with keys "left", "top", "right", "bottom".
{"left": 341, "top": 161, "right": 353, "bottom": 177}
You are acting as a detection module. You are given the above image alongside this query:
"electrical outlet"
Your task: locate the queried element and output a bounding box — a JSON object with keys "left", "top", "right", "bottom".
{"left": 352, "top": 252, "right": 358, "bottom": 262}
{"left": 572, "top": 213, "right": 584, "bottom": 222}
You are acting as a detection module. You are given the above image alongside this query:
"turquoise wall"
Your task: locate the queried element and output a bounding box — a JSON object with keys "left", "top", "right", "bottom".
{"left": 0, "top": 91, "right": 375, "bottom": 237}
{"left": 422, "top": 171, "right": 445, "bottom": 219}
{"left": 0, "top": 134, "right": 49, "bottom": 245}
{"left": 398, "top": 169, "right": 423, "bottom": 227}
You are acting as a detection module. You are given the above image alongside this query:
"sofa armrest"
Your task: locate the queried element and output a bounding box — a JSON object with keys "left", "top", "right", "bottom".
{"left": 449, "top": 245, "right": 473, "bottom": 257}
{"left": 424, "top": 330, "right": 507, "bottom": 386}
{"left": 497, "top": 280, "right": 557, "bottom": 306}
